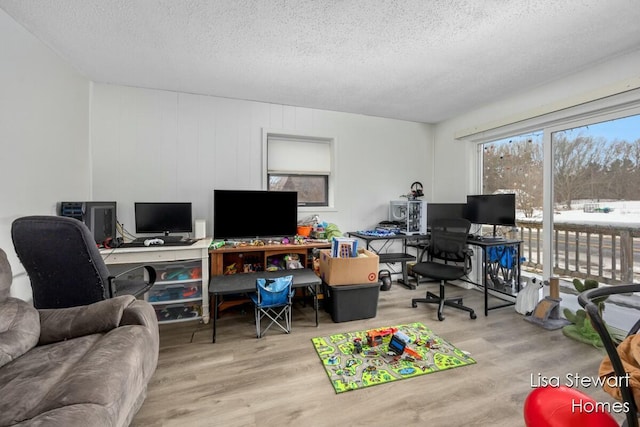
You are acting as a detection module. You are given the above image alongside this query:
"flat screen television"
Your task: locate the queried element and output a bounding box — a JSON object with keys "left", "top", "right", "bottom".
{"left": 134, "top": 202, "right": 193, "bottom": 236}
{"left": 466, "top": 194, "right": 516, "bottom": 226}
{"left": 426, "top": 203, "right": 468, "bottom": 227}
{"left": 213, "top": 189, "right": 298, "bottom": 240}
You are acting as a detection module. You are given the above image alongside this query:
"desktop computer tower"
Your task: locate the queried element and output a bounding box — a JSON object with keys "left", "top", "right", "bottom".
{"left": 58, "top": 201, "right": 117, "bottom": 245}
{"left": 389, "top": 200, "right": 427, "bottom": 235}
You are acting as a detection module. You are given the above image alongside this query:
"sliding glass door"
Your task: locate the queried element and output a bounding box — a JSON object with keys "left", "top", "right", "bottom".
{"left": 480, "top": 114, "right": 640, "bottom": 285}
{"left": 551, "top": 114, "right": 640, "bottom": 284}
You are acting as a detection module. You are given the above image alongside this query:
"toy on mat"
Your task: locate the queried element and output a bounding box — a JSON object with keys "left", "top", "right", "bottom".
{"left": 366, "top": 327, "right": 398, "bottom": 347}
{"left": 388, "top": 332, "right": 422, "bottom": 360}
{"left": 353, "top": 338, "right": 363, "bottom": 354}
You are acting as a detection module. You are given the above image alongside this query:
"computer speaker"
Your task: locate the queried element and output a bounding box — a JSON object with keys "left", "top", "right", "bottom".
{"left": 195, "top": 219, "right": 206, "bottom": 239}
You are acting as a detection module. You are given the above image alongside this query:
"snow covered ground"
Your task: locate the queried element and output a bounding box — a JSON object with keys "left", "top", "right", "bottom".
{"left": 519, "top": 200, "right": 640, "bottom": 228}
{"left": 554, "top": 200, "right": 640, "bottom": 228}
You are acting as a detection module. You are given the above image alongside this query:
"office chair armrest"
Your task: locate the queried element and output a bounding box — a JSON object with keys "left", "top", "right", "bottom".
{"left": 108, "top": 264, "right": 157, "bottom": 298}
{"left": 37, "top": 295, "right": 137, "bottom": 345}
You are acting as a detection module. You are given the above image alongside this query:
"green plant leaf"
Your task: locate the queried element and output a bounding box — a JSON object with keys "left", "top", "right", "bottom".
{"left": 573, "top": 278, "right": 585, "bottom": 292}
{"left": 574, "top": 309, "right": 587, "bottom": 324}
{"left": 563, "top": 308, "right": 577, "bottom": 323}
{"left": 584, "top": 279, "right": 599, "bottom": 290}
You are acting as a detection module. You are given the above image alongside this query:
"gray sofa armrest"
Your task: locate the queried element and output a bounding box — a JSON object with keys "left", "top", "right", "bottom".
{"left": 38, "top": 295, "right": 137, "bottom": 345}
{"left": 120, "top": 299, "right": 160, "bottom": 352}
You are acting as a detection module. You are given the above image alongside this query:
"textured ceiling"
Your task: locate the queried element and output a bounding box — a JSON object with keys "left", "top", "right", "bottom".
{"left": 2, "top": 0, "right": 640, "bottom": 123}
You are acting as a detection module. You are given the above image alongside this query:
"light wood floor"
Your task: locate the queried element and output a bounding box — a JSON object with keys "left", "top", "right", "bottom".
{"left": 132, "top": 282, "right": 626, "bottom": 427}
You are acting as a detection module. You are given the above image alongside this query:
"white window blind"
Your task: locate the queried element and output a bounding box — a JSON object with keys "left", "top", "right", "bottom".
{"left": 267, "top": 137, "right": 331, "bottom": 174}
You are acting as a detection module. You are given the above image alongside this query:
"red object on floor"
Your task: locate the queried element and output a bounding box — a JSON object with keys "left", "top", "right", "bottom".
{"left": 524, "top": 385, "right": 619, "bottom": 427}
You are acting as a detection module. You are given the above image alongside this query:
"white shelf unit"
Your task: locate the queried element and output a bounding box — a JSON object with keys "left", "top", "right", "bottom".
{"left": 389, "top": 200, "right": 427, "bottom": 235}
{"left": 100, "top": 239, "right": 212, "bottom": 324}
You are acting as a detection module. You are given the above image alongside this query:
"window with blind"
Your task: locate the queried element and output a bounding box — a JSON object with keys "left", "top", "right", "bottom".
{"left": 264, "top": 133, "right": 334, "bottom": 207}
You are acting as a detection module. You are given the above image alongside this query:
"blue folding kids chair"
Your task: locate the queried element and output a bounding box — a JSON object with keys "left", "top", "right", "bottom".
{"left": 486, "top": 244, "right": 519, "bottom": 291}
{"left": 250, "top": 275, "right": 294, "bottom": 338}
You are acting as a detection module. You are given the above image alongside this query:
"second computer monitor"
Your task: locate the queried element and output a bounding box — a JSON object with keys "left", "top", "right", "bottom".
{"left": 466, "top": 194, "right": 516, "bottom": 226}
{"left": 426, "top": 203, "right": 468, "bottom": 228}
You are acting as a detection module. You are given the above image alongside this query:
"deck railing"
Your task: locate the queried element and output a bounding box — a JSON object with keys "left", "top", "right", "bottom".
{"left": 515, "top": 219, "right": 640, "bottom": 284}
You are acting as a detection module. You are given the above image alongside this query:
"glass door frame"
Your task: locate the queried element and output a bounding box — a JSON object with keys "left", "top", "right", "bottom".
{"left": 475, "top": 94, "right": 640, "bottom": 283}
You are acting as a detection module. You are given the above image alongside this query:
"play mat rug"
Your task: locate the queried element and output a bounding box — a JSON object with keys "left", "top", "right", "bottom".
{"left": 311, "top": 322, "right": 476, "bottom": 393}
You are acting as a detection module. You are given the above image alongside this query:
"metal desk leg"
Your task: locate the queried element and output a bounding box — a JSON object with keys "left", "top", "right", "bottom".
{"left": 516, "top": 243, "right": 522, "bottom": 292}
{"left": 212, "top": 294, "right": 218, "bottom": 343}
{"left": 314, "top": 284, "right": 319, "bottom": 327}
{"left": 402, "top": 263, "right": 409, "bottom": 287}
{"left": 483, "top": 248, "right": 489, "bottom": 317}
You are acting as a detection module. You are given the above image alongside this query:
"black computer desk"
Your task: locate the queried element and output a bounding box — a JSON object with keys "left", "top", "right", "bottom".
{"left": 347, "top": 232, "right": 428, "bottom": 290}
{"left": 466, "top": 237, "right": 523, "bottom": 316}
{"left": 349, "top": 231, "right": 522, "bottom": 315}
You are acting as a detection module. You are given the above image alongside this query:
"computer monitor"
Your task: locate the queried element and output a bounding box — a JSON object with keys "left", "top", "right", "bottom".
{"left": 134, "top": 202, "right": 193, "bottom": 236}
{"left": 426, "top": 203, "right": 468, "bottom": 227}
{"left": 466, "top": 194, "right": 516, "bottom": 226}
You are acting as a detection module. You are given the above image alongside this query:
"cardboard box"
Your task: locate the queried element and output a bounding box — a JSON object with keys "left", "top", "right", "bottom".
{"left": 319, "top": 248, "right": 379, "bottom": 285}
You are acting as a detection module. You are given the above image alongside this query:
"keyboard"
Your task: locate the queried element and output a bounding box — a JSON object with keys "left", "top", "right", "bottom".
{"left": 132, "top": 236, "right": 184, "bottom": 244}
{"left": 120, "top": 237, "right": 197, "bottom": 247}
{"left": 480, "top": 236, "right": 506, "bottom": 242}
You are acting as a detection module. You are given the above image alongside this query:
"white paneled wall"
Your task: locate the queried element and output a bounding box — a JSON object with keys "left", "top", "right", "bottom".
{"left": 90, "top": 84, "right": 433, "bottom": 238}
{"left": 0, "top": 10, "right": 90, "bottom": 300}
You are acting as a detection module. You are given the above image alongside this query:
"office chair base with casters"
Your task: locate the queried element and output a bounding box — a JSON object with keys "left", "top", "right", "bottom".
{"left": 411, "top": 281, "right": 477, "bottom": 321}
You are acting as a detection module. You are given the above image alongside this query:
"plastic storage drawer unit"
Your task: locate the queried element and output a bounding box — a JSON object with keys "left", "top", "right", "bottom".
{"left": 154, "top": 301, "right": 202, "bottom": 323}
{"left": 147, "top": 283, "right": 202, "bottom": 302}
{"left": 325, "top": 282, "right": 380, "bottom": 322}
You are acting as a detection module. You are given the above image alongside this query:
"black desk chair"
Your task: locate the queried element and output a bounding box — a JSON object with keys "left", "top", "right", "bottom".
{"left": 411, "top": 218, "right": 476, "bottom": 321}
{"left": 11, "top": 215, "right": 156, "bottom": 309}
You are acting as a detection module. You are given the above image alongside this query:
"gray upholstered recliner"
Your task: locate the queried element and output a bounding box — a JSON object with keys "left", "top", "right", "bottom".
{"left": 0, "top": 248, "right": 159, "bottom": 426}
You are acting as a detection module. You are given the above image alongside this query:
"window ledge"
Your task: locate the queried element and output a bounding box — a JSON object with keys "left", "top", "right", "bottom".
{"left": 299, "top": 206, "right": 337, "bottom": 213}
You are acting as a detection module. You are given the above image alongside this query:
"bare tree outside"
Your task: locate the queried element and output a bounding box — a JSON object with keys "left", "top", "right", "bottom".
{"left": 482, "top": 132, "right": 543, "bottom": 217}
{"left": 552, "top": 134, "right": 616, "bottom": 209}
{"left": 269, "top": 174, "right": 328, "bottom": 206}
{"left": 484, "top": 123, "right": 640, "bottom": 214}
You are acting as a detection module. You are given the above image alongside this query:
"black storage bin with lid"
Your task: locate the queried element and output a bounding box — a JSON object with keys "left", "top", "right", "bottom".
{"left": 324, "top": 282, "right": 380, "bottom": 322}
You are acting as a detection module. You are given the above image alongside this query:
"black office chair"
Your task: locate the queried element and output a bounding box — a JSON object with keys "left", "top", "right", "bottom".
{"left": 11, "top": 215, "right": 156, "bottom": 309}
{"left": 411, "top": 218, "right": 476, "bottom": 321}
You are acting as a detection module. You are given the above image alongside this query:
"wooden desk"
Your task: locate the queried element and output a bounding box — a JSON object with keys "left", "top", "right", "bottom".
{"left": 100, "top": 238, "right": 212, "bottom": 324}
{"left": 209, "top": 241, "right": 330, "bottom": 314}
{"left": 209, "top": 268, "right": 322, "bottom": 343}
{"left": 209, "top": 241, "right": 331, "bottom": 275}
